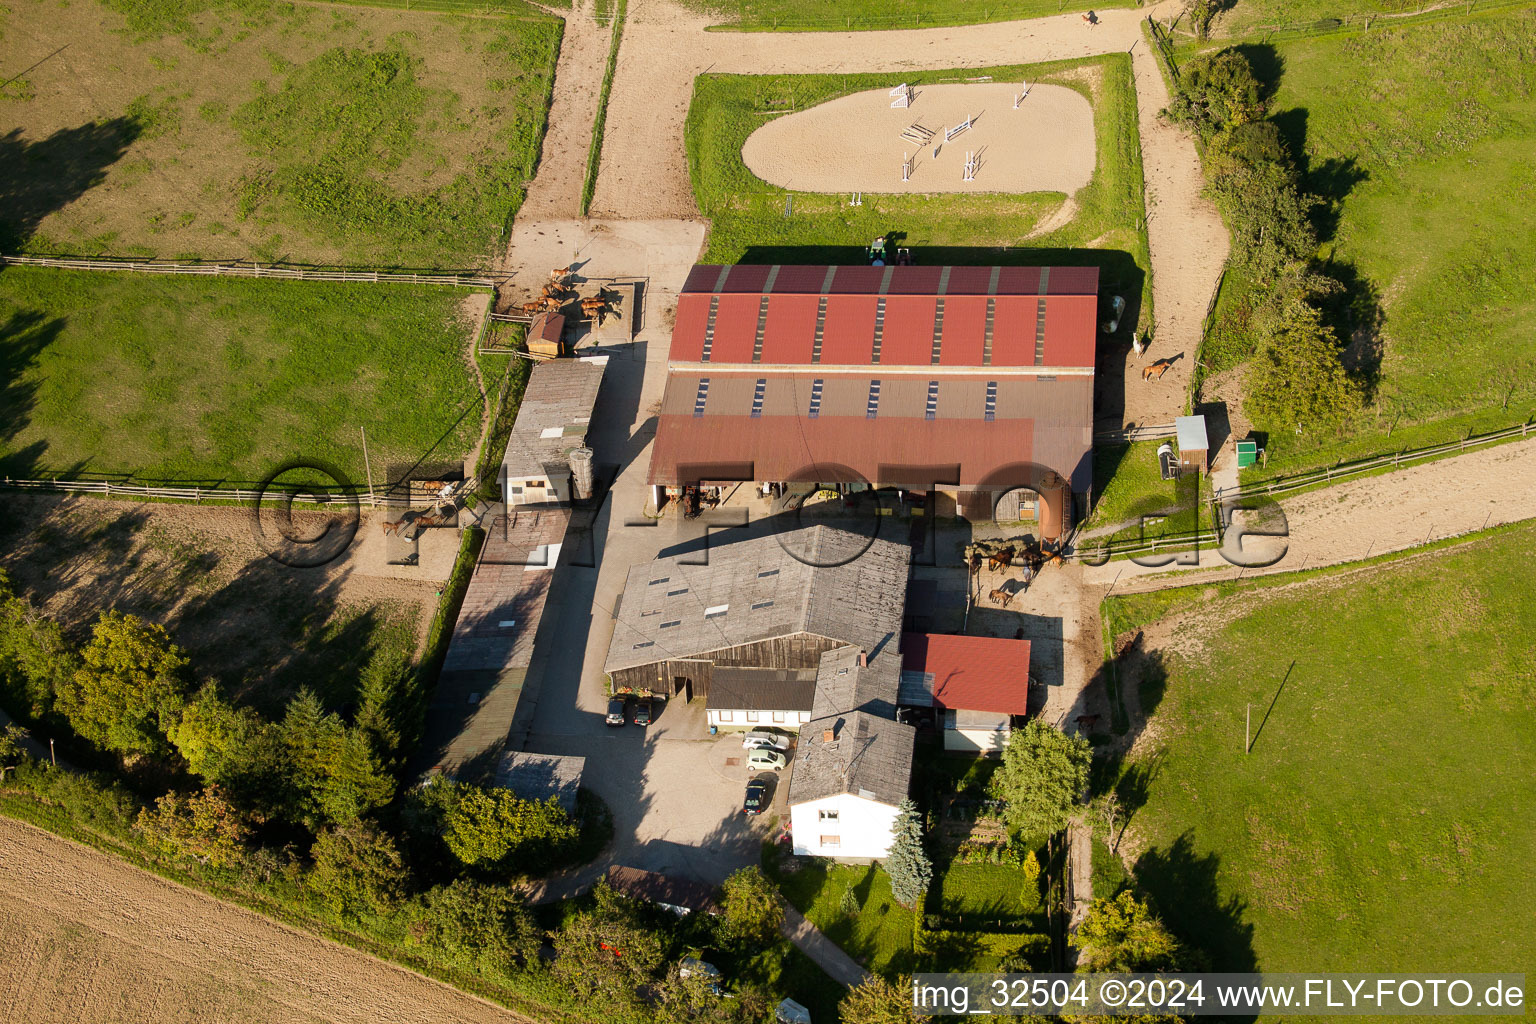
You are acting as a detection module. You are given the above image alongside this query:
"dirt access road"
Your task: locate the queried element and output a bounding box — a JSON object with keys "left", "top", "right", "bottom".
{"left": 0, "top": 818, "right": 532, "bottom": 1024}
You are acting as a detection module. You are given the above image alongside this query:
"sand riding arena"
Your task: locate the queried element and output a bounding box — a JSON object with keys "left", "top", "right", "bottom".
{"left": 741, "top": 81, "right": 1095, "bottom": 196}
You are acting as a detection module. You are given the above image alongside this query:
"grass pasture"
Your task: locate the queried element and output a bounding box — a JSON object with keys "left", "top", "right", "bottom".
{"left": 686, "top": 0, "right": 1122, "bottom": 31}
{"left": 767, "top": 855, "right": 919, "bottom": 977}
{"left": 1199, "top": 9, "right": 1536, "bottom": 476}
{"left": 0, "top": 0, "right": 560, "bottom": 265}
{"left": 1108, "top": 521, "right": 1536, "bottom": 974}
{"left": 0, "top": 266, "right": 486, "bottom": 485}
{"left": 685, "top": 55, "right": 1151, "bottom": 331}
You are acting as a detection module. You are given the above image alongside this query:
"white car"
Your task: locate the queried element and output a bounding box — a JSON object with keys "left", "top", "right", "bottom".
{"left": 746, "top": 748, "right": 788, "bottom": 772}
{"left": 741, "top": 731, "right": 790, "bottom": 751}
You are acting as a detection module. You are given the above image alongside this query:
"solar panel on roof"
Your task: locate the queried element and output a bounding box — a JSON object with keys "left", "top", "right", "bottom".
{"left": 693, "top": 378, "right": 710, "bottom": 417}
{"left": 808, "top": 378, "right": 823, "bottom": 418}
{"left": 866, "top": 380, "right": 882, "bottom": 419}
{"left": 751, "top": 378, "right": 766, "bottom": 418}
{"left": 985, "top": 381, "right": 998, "bottom": 421}
{"left": 925, "top": 380, "right": 939, "bottom": 420}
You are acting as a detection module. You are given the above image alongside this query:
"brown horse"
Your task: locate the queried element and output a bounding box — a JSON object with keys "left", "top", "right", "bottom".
{"left": 1142, "top": 359, "right": 1174, "bottom": 381}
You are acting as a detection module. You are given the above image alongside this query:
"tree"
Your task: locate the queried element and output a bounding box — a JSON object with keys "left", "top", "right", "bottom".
{"left": 1072, "top": 891, "right": 1190, "bottom": 972}
{"left": 1246, "top": 300, "right": 1363, "bottom": 434}
{"left": 0, "top": 573, "right": 77, "bottom": 721}
{"left": 410, "top": 879, "right": 541, "bottom": 972}
{"left": 718, "top": 865, "right": 784, "bottom": 947}
{"left": 991, "top": 719, "right": 1092, "bottom": 837}
{"left": 884, "top": 799, "right": 931, "bottom": 908}
{"left": 442, "top": 784, "right": 578, "bottom": 871}
{"left": 169, "top": 685, "right": 266, "bottom": 784}
{"left": 353, "top": 641, "right": 412, "bottom": 761}
{"left": 134, "top": 786, "right": 250, "bottom": 867}
{"left": 53, "top": 612, "right": 189, "bottom": 757}
{"left": 840, "top": 975, "right": 920, "bottom": 1024}
{"left": 280, "top": 690, "right": 395, "bottom": 829}
{"left": 0, "top": 723, "right": 31, "bottom": 769}
{"left": 308, "top": 820, "right": 408, "bottom": 918}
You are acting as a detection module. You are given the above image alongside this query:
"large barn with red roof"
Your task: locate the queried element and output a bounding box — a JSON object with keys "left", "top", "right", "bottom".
{"left": 648, "top": 263, "right": 1099, "bottom": 534}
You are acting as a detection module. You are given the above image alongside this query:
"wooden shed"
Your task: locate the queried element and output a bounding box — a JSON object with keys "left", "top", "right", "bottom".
{"left": 1175, "top": 415, "right": 1209, "bottom": 474}
{"left": 527, "top": 311, "right": 566, "bottom": 357}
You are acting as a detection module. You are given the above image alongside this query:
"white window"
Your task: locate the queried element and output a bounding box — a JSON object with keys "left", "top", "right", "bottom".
{"left": 772, "top": 711, "right": 786, "bottom": 723}
{"left": 718, "top": 711, "right": 733, "bottom": 722}
{"left": 820, "top": 835, "right": 841, "bottom": 848}
{"left": 819, "top": 809, "right": 839, "bottom": 822}
{"left": 746, "top": 711, "right": 759, "bottom": 722}
{"left": 704, "top": 604, "right": 729, "bottom": 619}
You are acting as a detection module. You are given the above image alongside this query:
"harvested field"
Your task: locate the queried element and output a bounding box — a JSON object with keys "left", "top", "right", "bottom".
{"left": 0, "top": 494, "right": 444, "bottom": 714}
{"left": 0, "top": 817, "right": 530, "bottom": 1024}
{"left": 742, "top": 83, "right": 1094, "bottom": 196}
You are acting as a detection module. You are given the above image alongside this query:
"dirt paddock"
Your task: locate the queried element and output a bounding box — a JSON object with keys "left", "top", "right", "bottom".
{"left": 741, "top": 82, "right": 1095, "bottom": 195}
{"left": 0, "top": 495, "right": 446, "bottom": 709}
{"left": 0, "top": 817, "right": 530, "bottom": 1024}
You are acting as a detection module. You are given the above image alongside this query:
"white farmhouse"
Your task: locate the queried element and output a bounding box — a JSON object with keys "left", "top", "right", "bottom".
{"left": 789, "top": 648, "right": 915, "bottom": 861}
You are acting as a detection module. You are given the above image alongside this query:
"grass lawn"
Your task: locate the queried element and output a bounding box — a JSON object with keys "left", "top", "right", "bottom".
{"left": 928, "top": 862, "right": 1040, "bottom": 926}
{"left": 685, "top": 54, "right": 1151, "bottom": 333}
{"left": 684, "top": 0, "right": 1124, "bottom": 31}
{"left": 1111, "top": 520, "right": 1536, "bottom": 974}
{"left": 1199, "top": 10, "right": 1536, "bottom": 476}
{"left": 0, "top": 266, "right": 485, "bottom": 485}
{"left": 1, "top": 0, "right": 560, "bottom": 265}
{"left": 766, "top": 851, "right": 918, "bottom": 977}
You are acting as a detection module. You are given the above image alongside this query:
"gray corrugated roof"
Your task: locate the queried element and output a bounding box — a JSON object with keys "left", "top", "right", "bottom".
{"left": 603, "top": 525, "right": 909, "bottom": 675}
{"left": 495, "top": 751, "right": 585, "bottom": 813}
{"left": 1175, "top": 414, "right": 1208, "bottom": 452}
{"left": 706, "top": 667, "right": 818, "bottom": 712}
{"left": 503, "top": 356, "right": 608, "bottom": 479}
{"left": 787, "top": 709, "right": 915, "bottom": 808}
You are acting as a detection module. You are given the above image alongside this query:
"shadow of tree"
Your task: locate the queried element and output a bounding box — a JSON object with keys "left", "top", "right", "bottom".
{"left": 0, "top": 310, "right": 68, "bottom": 475}
{"left": 0, "top": 118, "right": 143, "bottom": 251}
{"left": 1134, "top": 832, "right": 1258, "bottom": 980}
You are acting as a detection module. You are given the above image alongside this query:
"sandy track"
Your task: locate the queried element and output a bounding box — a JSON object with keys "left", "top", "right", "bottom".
{"left": 0, "top": 818, "right": 532, "bottom": 1024}
{"left": 511, "top": 0, "right": 613, "bottom": 226}
{"left": 1083, "top": 435, "right": 1536, "bottom": 592}
{"left": 578, "top": 0, "right": 1223, "bottom": 425}
{"left": 741, "top": 83, "right": 1094, "bottom": 196}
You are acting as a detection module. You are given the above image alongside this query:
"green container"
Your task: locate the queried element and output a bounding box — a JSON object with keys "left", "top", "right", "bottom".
{"left": 1236, "top": 440, "right": 1259, "bottom": 468}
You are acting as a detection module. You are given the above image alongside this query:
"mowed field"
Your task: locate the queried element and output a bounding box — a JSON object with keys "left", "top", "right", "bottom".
{"left": 686, "top": 55, "right": 1151, "bottom": 332}
{"left": 1107, "top": 522, "right": 1536, "bottom": 976}
{"left": 0, "top": 817, "right": 529, "bottom": 1024}
{"left": 0, "top": 0, "right": 560, "bottom": 265}
{"left": 0, "top": 266, "right": 485, "bottom": 484}
{"left": 680, "top": 0, "right": 1119, "bottom": 31}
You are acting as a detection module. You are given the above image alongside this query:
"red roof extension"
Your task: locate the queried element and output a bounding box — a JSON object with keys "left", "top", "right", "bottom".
{"left": 902, "top": 632, "right": 1032, "bottom": 715}
{"left": 671, "top": 264, "right": 1100, "bottom": 369}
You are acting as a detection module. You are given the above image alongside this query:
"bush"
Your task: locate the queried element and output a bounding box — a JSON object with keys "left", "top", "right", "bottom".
{"left": 550, "top": 882, "right": 665, "bottom": 1001}
{"left": 308, "top": 820, "right": 408, "bottom": 918}
{"left": 0, "top": 572, "right": 77, "bottom": 721}
{"left": 409, "top": 878, "right": 541, "bottom": 972}
{"left": 134, "top": 786, "right": 251, "bottom": 868}
{"left": 1072, "top": 891, "right": 1193, "bottom": 972}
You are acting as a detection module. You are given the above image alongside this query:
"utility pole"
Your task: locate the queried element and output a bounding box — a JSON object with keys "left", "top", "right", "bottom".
{"left": 49, "top": 737, "right": 56, "bottom": 766}
{"left": 1245, "top": 704, "right": 1251, "bottom": 754}
{"left": 360, "top": 426, "right": 377, "bottom": 506}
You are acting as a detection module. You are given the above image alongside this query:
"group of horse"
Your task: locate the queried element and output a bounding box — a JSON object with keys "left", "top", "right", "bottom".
{"left": 514, "top": 266, "right": 618, "bottom": 324}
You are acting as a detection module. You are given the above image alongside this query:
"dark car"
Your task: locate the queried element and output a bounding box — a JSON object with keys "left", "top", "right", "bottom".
{"left": 606, "top": 697, "right": 627, "bottom": 727}
{"left": 633, "top": 700, "right": 654, "bottom": 726}
{"left": 742, "top": 777, "right": 773, "bottom": 815}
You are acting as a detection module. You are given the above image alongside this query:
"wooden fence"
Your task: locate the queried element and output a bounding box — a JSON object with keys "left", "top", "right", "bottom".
{"left": 1, "top": 255, "right": 495, "bottom": 289}
{"left": 1213, "top": 420, "right": 1534, "bottom": 503}
{"left": 2, "top": 476, "right": 392, "bottom": 506}
{"left": 1095, "top": 423, "right": 1178, "bottom": 445}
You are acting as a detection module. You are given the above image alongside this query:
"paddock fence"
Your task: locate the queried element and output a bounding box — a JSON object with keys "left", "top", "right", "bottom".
{"left": 0, "top": 475, "right": 485, "bottom": 508}
{"left": 1, "top": 254, "right": 496, "bottom": 289}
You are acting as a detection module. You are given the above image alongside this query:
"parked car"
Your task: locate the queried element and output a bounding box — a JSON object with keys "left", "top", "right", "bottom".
{"left": 633, "top": 699, "right": 654, "bottom": 726}
{"left": 746, "top": 748, "right": 788, "bottom": 772}
{"left": 741, "top": 730, "right": 790, "bottom": 751}
{"left": 742, "top": 777, "right": 773, "bottom": 815}
{"left": 606, "top": 697, "right": 627, "bottom": 727}
{"left": 679, "top": 958, "right": 724, "bottom": 994}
